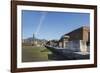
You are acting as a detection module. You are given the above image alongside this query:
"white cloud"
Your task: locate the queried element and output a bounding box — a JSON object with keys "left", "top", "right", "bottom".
{"left": 35, "top": 12, "right": 47, "bottom": 36}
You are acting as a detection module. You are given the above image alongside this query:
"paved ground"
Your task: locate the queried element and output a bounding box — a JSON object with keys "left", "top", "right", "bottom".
{"left": 45, "top": 46, "right": 90, "bottom": 60}
{"left": 22, "top": 45, "right": 90, "bottom": 62}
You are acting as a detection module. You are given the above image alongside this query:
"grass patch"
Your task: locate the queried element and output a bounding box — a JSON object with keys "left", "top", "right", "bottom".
{"left": 22, "top": 46, "right": 52, "bottom": 62}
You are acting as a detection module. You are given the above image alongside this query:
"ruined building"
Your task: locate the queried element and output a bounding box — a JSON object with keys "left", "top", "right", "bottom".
{"left": 58, "top": 26, "right": 90, "bottom": 52}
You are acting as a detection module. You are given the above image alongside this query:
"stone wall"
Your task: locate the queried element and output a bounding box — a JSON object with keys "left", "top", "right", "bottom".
{"left": 67, "top": 40, "right": 89, "bottom": 52}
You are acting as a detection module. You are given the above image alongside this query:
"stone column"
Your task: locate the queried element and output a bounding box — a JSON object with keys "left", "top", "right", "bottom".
{"left": 80, "top": 40, "right": 87, "bottom": 52}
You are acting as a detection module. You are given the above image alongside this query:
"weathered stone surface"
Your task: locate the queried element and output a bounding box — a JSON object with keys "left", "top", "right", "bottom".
{"left": 45, "top": 46, "right": 90, "bottom": 60}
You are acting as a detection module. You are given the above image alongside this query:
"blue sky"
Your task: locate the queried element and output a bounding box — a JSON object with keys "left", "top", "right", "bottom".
{"left": 22, "top": 10, "right": 90, "bottom": 40}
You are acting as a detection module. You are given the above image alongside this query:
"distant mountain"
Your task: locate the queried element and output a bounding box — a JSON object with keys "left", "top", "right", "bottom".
{"left": 22, "top": 37, "right": 48, "bottom": 43}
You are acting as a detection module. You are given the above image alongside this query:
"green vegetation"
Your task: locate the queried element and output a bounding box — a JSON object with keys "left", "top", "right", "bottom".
{"left": 22, "top": 46, "right": 52, "bottom": 62}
